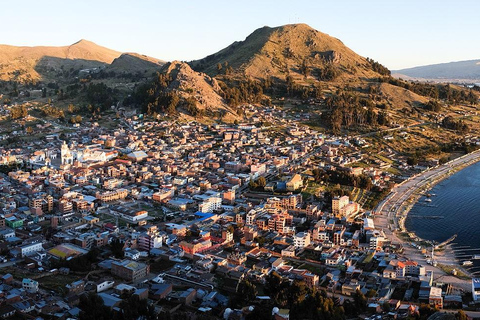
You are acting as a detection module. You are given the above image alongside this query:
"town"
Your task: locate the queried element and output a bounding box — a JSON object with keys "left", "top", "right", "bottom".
{"left": 0, "top": 100, "right": 476, "bottom": 320}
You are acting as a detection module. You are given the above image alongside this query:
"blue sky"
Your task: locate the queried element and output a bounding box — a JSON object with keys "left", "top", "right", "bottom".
{"left": 1, "top": 0, "right": 479, "bottom": 69}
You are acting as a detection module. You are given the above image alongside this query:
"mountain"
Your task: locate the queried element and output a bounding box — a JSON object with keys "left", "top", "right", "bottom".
{"left": 131, "top": 61, "right": 239, "bottom": 122}
{"left": 0, "top": 39, "right": 122, "bottom": 82}
{"left": 107, "top": 53, "right": 165, "bottom": 74}
{"left": 393, "top": 59, "right": 480, "bottom": 81}
{"left": 0, "top": 40, "right": 163, "bottom": 82}
{"left": 190, "top": 23, "right": 383, "bottom": 81}
{"left": 162, "top": 61, "right": 232, "bottom": 114}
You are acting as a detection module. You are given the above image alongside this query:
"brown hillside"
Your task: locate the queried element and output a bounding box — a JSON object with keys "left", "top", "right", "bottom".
{"left": 191, "top": 23, "right": 377, "bottom": 81}
{"left": 161, "top": 61, "right": 239, "bottom": 122}
{"left": 0, "top": 40, "right": 122, "bottom": 82}
{"left": 377, "top": 82, "right": 429, "bottom": 110}
{"left": 107, "top": 53, "right": 165, "bottom": 74}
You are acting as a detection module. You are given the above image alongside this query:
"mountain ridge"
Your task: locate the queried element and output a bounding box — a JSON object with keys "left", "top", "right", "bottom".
{"left": 394, "top": 59, "right": 480, "bottom": 81}
{"left": 0, "top": 39, "right": 163, "bottom": 82}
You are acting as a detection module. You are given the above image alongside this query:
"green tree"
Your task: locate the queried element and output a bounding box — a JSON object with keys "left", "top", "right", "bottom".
{"left": 353, "top": 289, "right": 367, "bottom": 312}
{"left": 382, "top": 301, "right": 391, "bottom": 312}
{"left": 237, "top": 279, "right": 257, "bottom": 303}
{"left": 109, "top": 238, "right": 124, "bottom": 258}
{"left": 264, "top": 271, "right": 284, "bottom": 304}
{"left": 79, "top": 293, "right": 112, "bottom": 320}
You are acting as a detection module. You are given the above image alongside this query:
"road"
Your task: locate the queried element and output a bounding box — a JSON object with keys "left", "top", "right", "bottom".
{"left": 0, "top": 259, "right": 22, "bottom": 268}
{"left": 373, "top": 148, "right": 480, "bottom": 291}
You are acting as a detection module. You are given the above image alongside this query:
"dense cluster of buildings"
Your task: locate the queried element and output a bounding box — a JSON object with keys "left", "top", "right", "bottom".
{"left": 0, "top": 107, "right": 463, "bottom": 319}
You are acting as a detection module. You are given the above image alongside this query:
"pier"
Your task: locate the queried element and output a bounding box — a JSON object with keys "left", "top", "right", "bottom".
{"left": 435, "top": 234, "right": 457, "bottom": 249}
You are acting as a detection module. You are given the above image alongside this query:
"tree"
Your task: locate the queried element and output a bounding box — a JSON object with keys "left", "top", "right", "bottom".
{"left": 256, "top": 176, "right": 266, "bottom": 188}
{"left": 10, "top": 105, "right": 28, "bottom": 119}
{"left": 456, "top": 310, "right": 468, "bottom": 320}
{"left": 300, "top": 60, "right": 310, "bottom": 78}
{"left": 366, "top": 289, "right": 377, "bottom": 298}
{"left": 237, "top": 279, "right": 257, "bottom": 303}
{"left": 79, "top": 293, "right": 112, "bottom": 320}
{"left": 110, "top": 238, "right": 124, "bottom": 258}
{"left": 353, "top": 289, "right": 367, "bottom": 312}
{"left": 69, "top": 115, "right": 83, "bottom": 124}
{"left": 68, "top": 104, "right": 76, "bottom": 113}
{"left": 382, "top": 301, "right": 391, "bottom": 312}
{"left": 264, "top": 271, "right": 284, "bottom": 304}
{"left": 407, "top": 156, "right": 418, "bottom": 166}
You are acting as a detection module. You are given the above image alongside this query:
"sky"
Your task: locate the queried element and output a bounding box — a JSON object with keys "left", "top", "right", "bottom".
{"left": 1, "top": 0, "right": 479, "bottom": 70}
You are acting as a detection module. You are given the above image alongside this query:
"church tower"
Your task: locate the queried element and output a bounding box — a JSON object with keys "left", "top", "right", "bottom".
{"left": 61, "top": 141, "right": 72, "bottom": 165}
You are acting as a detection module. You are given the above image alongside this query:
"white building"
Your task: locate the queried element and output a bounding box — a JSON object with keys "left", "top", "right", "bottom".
{"left": 472, "top": 278, "right": 480, "bottom": 301}
{"left": 97, "top": 280, "right": 115, "bottom": 293}
{"left": 19, "top": 242, "right": 43, "bottom": 257}
{"left": 124, "top": 249, "right": 140, "bottom": 260}
{"left": 138, "top": 233, "right": 163, "bottom": 251}
{"left": 22, "top": 278, "right": 39, "bottom": 293}
{"left": 293, "top": 232, "right": 311, "bottom": 249}
{"left": 369, "top": 235, "right": 385, "bottom": 250}
{"left": 196, "top": 191, "right": 222, "bottom": 213}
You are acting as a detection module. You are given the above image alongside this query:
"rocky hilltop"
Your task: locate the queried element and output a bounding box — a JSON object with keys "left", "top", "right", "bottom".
{"left": 163, "top": 61, "right": 238, "bottom": 120}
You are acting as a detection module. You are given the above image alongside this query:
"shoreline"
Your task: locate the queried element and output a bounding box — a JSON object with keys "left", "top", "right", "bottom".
{"left": 374, "top": 149, "right": 480, "bottom": 280}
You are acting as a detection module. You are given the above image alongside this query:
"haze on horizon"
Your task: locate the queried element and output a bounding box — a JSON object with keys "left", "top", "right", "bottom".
{"left": 1, "top": 0, "right": 479, "bottom": 70}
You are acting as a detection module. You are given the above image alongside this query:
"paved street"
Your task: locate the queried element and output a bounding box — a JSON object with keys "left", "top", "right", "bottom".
{"left": 373, "top": 149, "right": 480, "bottom": 291}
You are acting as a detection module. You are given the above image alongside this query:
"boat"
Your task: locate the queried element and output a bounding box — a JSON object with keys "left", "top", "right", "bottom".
{"left": 463, "top": 261, "right": 474, "bottom": 266}
{"left": 425, "top": 198, "right": 432, "bottom": 202}
{"left": 473, "top": 255, "right": 480, "bottom": 260}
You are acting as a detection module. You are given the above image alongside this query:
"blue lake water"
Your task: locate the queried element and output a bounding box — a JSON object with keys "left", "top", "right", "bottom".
{"left": 405, "top": 160, "right": 480, "bottom": 253}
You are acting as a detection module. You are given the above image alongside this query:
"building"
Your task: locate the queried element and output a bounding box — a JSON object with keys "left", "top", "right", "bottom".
{"left": 124, "top": 249, "right": 140, "bottom": 260}
{"left": 138, "top": 232, "right": 163, "bottom": 252}
{"left": 152, "top": 188, "right": 175, "bottom": 203}
{"left": 293, "top": 232, "right": 311, "bottom": 249}
{"left": 429, "top": 287, "right": 443, "bottom": 309}
{"left": 29, "top": 194, "right": 53, "bottom": 215}
{"left": 196, "top": 192, "right": 222, "bottom": 213}
{"left": 5, "top": 216, "right": 23, "bottom": 229}
{"left": 342, "top": 280, "right": 360, "bottom": 296}
{"left": 97, "top": 280, "right": 115, "bottom": 293}
{"left": 179, "top": 239, "right": 212, "bottom": 256}
{"left": 404, "top": 261, "right": 426, "bottom": 276}
{"left": 332, "top": 195, "right": 359, "bottom": 218}
{"left": 66, "top": 280, "right": 85, "bottom": 296}
{"left": 286, "top": 174, "right": 303, "bottom": 191}
{"left": 22, "top": 278, "right": 39, "bottom": 293}
{"left": 369, "top": 235, "right": 385, "bottom": 251}
{"left": 150, "top": 283, "right": 173, "bottom": 300}
{"left": 58, "top": 199, "right": 73, "bottom": 214}
{"left": 96, "top": 189, "right": 128, "bottom": 202}
{"left": 472, "top": 278, "right": 480, "bottom": 301}
{"left": 332, "top": 196, "right": 349, "bottom": 216}
{"left": 303, "top": 272, "right": 319, "bottom": 289}
{"left": 18, "top": 242, "right": 43, "bottom": 257}
{"left": 111, "top": 260, "right": 150, "bottom": 282}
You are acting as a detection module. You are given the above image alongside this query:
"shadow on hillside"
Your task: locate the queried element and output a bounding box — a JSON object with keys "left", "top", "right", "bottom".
{"left": 33, "top": 56, "right": 110, "bottom": 80}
